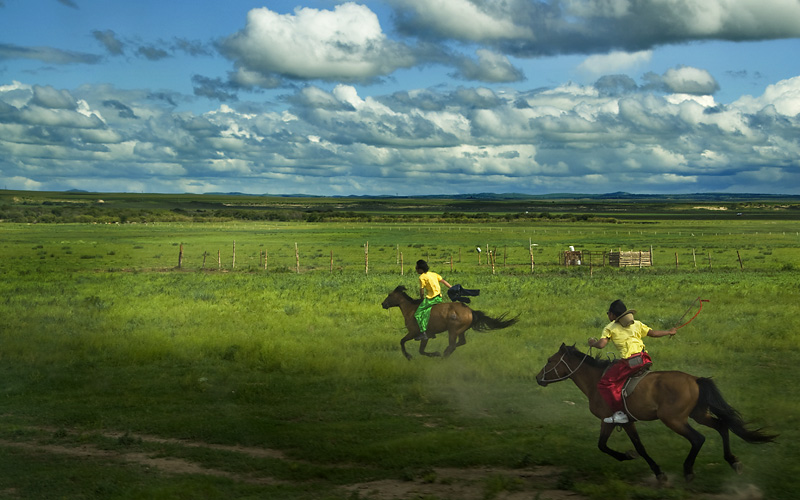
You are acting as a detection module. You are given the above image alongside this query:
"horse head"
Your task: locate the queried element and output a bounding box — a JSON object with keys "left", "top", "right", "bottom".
{"left": 536, "top": 343, "right": 583, "bottom": 386}
{"left": 381, "top": 285, "right": 408, "bottom": 309}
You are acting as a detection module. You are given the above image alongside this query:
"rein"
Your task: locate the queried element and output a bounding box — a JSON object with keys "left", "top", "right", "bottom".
{"left": 539, "top": 349, "right": 590, "bottom": 383}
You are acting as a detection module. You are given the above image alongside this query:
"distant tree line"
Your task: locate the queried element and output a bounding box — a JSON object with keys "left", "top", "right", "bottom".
{"left": 0, "top": 202, "right": 620, "bottom": 224}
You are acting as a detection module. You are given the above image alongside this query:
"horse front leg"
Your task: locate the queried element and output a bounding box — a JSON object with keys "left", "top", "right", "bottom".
{"left": 621, "top": 422, "right": 667, "bottom": 483}
{"left": 597, "top": 422, "right": 637, "bottom": 462}
{"left": 418, "top": 337, "right": 441, "bottom": 358}
{"left": 400, "top": 335, "right": 413, "bottom": 361}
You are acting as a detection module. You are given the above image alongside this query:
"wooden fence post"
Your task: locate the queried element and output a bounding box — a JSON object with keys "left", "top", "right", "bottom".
{"left": 675, "top": 252, "right": 679, "bottom": 270}
{"left": 232, "top": 241, "right": 236, "bottom": 269}
{"left": 218, "top": 250, "right": 221, "bottom": 270}
{"left": 365, "top": 241, "right": 369, "bottom": 275}
{"left": 178, "top": 244, "right": 183, "bottom": 269}
{"left": 400, "top": 252, "right": 404, "bottom": 275}
{"left": 737, "top": 250, "right": 744, "bottom": 270}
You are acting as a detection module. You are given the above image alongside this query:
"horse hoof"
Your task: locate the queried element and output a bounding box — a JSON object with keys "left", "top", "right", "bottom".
{"left": 684, "top": 473, "right": 695, "bottom": 483}
{"left": 732, "top": 461, "right": 743, "bottom": 474}
{"left": 656, "top": 473, "right": 668, "bottom": 485}
{"left": 625, "top": 450, "right": 639, "bottom": 460}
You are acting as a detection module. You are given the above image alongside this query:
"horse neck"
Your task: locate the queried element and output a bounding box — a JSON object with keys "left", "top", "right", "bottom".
{"left": 566, "top": 356, "right": 604, "bottom": 399}
{"left": 396, "top": 297, "right": 419, "bottom": 319}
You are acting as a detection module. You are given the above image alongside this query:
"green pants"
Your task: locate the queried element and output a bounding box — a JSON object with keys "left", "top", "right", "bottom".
{"left": 415, "top": 295, "right": 443, "bottom": 333}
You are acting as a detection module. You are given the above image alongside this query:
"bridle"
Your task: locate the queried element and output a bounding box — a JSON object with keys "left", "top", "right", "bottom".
{"left": 538, "top": 348, "right": 589, "bottom": 384}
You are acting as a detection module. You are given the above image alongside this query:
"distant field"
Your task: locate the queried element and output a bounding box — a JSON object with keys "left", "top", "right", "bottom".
{"left": 2, "top": 189, "right": 800, "bottom": 224}
{"left": 1, "top": 195, "right": 799, "bottom": 499}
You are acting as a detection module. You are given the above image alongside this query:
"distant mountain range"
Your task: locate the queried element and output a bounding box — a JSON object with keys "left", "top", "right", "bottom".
{"left": 204, "top": 191, "right": 800, "bottom": 202}
{"left": 61, "top": 188, "right": 799, "bottom": 202}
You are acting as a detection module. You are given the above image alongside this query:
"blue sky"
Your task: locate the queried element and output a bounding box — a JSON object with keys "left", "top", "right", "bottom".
{"left": 1, "top": 0, "right": 799, "bottom": 195}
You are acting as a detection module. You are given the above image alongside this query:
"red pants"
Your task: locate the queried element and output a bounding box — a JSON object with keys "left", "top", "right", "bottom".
{"left": 597, "top": 352, "right": 652, "bottom": 412}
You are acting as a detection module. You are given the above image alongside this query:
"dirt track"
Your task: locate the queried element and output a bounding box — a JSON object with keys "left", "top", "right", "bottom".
{"left": 1, "top": 426, "right": 764, "bottom": 500}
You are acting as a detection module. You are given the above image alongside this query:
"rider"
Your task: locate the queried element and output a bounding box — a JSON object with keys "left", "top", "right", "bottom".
{"left": 414, "top": 259, "right": 452, "bottom": 341}
{"left": 588, "top": 299, "right": 677, "bottom": 424}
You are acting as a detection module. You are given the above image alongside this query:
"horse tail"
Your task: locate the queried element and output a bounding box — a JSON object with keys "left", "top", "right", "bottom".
{"left": 470, "top": 310, "right": 519, "bottom": 332}
{"left": 695, "top": 377, "right": 777, "bottom": 444}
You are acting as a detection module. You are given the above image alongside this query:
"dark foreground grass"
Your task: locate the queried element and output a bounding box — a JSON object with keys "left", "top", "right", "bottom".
{"left": 0, "top": 222, "right": 798, "bottom": 499}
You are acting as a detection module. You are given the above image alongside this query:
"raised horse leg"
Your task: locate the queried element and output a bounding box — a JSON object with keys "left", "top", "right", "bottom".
{"left": 400, "top": 333, "right": 441, "bottom": 360}
{"left": 400, "top": 335, "right": 413, "bottom": 361}
{"left": 418, "top": 337, "right": 441, "bottom": 358}
{"left": 621, "top": 422, "right": 667, "bottom": 483}
{"left": 597, "top": 422, "right": 666, "bottom": 483}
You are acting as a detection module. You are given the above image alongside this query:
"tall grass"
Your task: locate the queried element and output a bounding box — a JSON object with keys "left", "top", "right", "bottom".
{"left": 0, "top": 221, "right": 798, "bottom": 499}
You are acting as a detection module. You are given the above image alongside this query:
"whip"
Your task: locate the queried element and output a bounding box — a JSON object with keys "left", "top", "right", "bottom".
{"left": 674, "top": 297, "right": 709, "bottom": 330}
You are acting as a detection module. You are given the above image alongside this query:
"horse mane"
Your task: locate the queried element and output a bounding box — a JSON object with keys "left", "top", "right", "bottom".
{"left": 563, "top": 344, "right": 614, "bottom": 370}
{"left": 393, "top": 285, "right": 421, "bottom": 305}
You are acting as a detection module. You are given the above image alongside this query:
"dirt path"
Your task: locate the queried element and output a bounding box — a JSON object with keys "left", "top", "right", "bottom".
{"left": 0, "top": 426, "right": 588, "bottom": 499}
{"left": 0, "top": 426, "right": 764, "bottom": 500}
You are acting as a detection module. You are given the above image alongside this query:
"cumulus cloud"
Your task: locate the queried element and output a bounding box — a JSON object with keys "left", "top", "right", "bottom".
{"left": 2, "top": 73, "right": 800, "bottom": 195}
{"left": 578, "top": 51, "right": 652, "bottom": 76}
{"left": 733, "top": 76, "right": 800, "bottom": 116}
{"left": 219, "top": 3, "right": 417, "bottom": 85}
{"left": 392, "top": 0, "right": 800, "bottom": 56}
{"left": 659, "top": 67, "right": 720, "bottom": 95}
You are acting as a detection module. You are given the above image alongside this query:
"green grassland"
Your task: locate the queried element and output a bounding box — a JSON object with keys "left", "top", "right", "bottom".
{"left": 1, "top": 192, "right": 799, "bottom": 499}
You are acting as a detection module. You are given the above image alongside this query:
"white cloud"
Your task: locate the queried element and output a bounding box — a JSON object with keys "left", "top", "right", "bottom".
{"left": 578, "top": 51, "right": 652, "bottom": 76}
{"left": 733, "top": 75, "right": 800, "bottom": 116}
{"left": 220, "top": 3, "right": 416, "bottom": 83}
{"left": 661, "top": 67, "right": 719, "bottom": 95}
{"left": 2, "top": 75, "right": 800, "bottom": 195}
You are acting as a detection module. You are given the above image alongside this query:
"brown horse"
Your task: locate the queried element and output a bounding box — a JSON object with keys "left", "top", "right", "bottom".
{"left": 381, "top": 285, "right": 518, "bottom": 360}
{"left": 536, "top": 343, "right": 776, "bottom": 483}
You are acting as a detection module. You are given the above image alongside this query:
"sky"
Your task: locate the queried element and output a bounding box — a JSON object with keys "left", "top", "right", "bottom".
{"left": 1, "top": 0, "right": 799, "bottom": 196}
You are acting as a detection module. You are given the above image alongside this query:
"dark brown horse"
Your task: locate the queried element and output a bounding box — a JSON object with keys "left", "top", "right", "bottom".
{"left": 381, "top": 285, "right": 518, "bottom": 360}
{"left": 536, "top": 343, "right": 775, "bottom": 483}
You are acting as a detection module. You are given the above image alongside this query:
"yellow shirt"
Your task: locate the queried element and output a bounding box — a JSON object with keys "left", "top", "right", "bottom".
{"left": 601, "top": 319, "right": 651, "bottom": 359}
{"left": 419, "top": 271, "right": 443, "bottom": 299}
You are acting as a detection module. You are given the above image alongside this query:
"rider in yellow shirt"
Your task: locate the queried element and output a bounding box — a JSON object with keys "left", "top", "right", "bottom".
{"left": 588, "top": 299, "right": 676, "bottom": 424}
{"left": 414, "top": 259, "right": 452, "bottom": 341}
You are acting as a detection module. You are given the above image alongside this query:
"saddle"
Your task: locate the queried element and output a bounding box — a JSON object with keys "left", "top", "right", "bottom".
{"left": 622, "top": 367, "right": 651, "bottom": 399}
{"left": 621, "top": 367, "right": 651, "bottom": 421}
